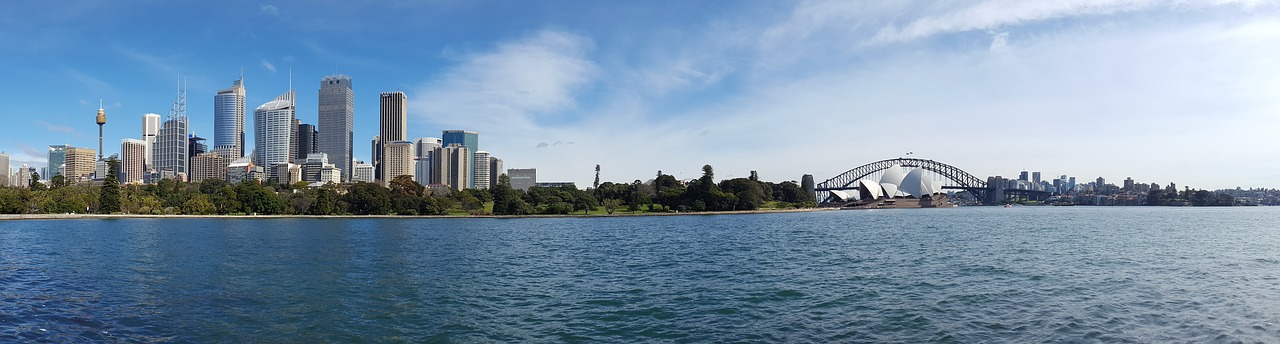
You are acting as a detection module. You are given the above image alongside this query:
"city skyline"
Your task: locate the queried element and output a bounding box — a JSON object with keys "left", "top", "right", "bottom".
{"left": 1, "top": 1, "right": 1278, "bottom": 189}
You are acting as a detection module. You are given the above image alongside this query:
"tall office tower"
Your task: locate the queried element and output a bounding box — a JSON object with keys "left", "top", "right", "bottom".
{"left": 48, "top": 145, "right": 70, "bottom": 179}
{"left": 413, "top": 137, "right": 441, "bottom": 185}
{"left": 415, "top": 137, "right": 441, "bottom": 158}
{"left": 65, "top": 147, "right": 96, "bottom": 181}
{"left": 290, "top": 118, "right": 299, "bottom": 162}
{"left": 1019, "top": 171, "right": 1029, "bottom": 181}
{"left": 489, "top": 157, "right": 503, "bottom": 188}
{"left": 15, "top": 164, "right": 33, "bottom": 187}
{"left": 189, "top": 152, "right": 229, "bottom": 183}
{"left": 120, "top": 139, "right": 146, "bottom": 184}
{"left": 296, "top": 122, "right": 317, "bottom": 161}
{"left": 473, "top": 151, "right": 490, "bottom": 190}
{"left": 142, "top": 113, "right": 161, "bottom": 170}
{"left": 214, "top": 76, "right": 247, "bottom": 158}
{"left": 318, "top": 75, "right": 354, "bottom": 182}
{"left": 382, "top": 140, "right": 414, "bottom": 185}
{"left": 352, "top": 161, "right": 374, "bottom": 183}
{"left": 432, "top": 144, "right": 471, "bottom": 191}
{"left": 377, "top": 91, "right": 407, "bottom": 182}
{"left": 155, "top": 82, "right": 189, "bottom": 181}
{"left": 0, "top": 152, "right": 8, "bottom": 186}
{"left": 441, "top": 130, "right": 478, "bottom": 188}
{"left": 254, "top": 90, "right": 296, "bottom": 179}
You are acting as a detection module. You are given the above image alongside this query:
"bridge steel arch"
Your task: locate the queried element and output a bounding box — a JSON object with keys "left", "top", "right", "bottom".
{"left": 814, "top": 158, "right": 987, "bottom": 202}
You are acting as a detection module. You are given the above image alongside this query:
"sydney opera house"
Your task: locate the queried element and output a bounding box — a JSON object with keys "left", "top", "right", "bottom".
{"left": 826, "top": 164, "right": 950, "bottom": 208}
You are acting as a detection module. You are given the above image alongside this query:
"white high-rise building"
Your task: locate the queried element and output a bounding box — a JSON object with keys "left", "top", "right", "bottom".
{"left": 120, "top": 139, "right": 146, "bottom": 184}
{"left": 433, "top": 144, "right": 471, "bottom": 191}
{"left": 254, "top": 90, "right": 295, "bottom": 180}
{"left": 352, "top": 161, "right": 374, "bottom": 183}
{"left": 382, "top": 140, "right": 414, "bottom": 185}
{"left": 213, "top": 76, "right": 246, "bottom": 158}
{"left": 318, "top": 75, "right": 354, "bottom": 182}
{"left": 142, "top": 113, "right": 161, "bottom": 171}
{"left": 414, "top": 137, "right": 441, "bottom": 185}
{"left": 473, "top": 151, "right": 491, "bottom": 190}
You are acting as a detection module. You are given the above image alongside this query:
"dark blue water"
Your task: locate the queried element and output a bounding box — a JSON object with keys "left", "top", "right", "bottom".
{"left": 2, "top": 207, "right": 1279, "bottom": 342}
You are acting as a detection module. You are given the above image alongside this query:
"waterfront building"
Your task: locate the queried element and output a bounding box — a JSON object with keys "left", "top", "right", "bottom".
{"left": 508, "top": 168, "right": 536, "bottom": 191}
{"left": 442, "top": 130, "right": 478, "bottom": 188}
{"left": 142, "top": 113, "right": 161, "bottom": 170}
{"left": 489, "top": 157, "right": 503, "bottom": 188}
{"left": 120, "top": 139, "right": 146, "bottom": 184}
{"left": 318, "top": 75, "right": 353, "bottom": 182}
{"left": 254, "top": 90, "right": 296, "bottom": 179}
{"left": 302, "top": 153, "right": 340, "bottom": 184}
{"left": 47, "top": 145, "right": 69, "bottom": 180}
{"left": 213, "top": 76, "right": 246, "bottom": 158}
{"left": 413, "top": 137, "right": 441, "bottom": 185}
{"left": 189, "top": 152, "right": 229, "bottom": 183}
{"left": 0, "top": 152, "right": 8, "bottom": 186}
{"left": 352, "top": 161, "right": 374, "bottom": 183}
{"left": 432, "top": 144, "right": 470, "bottom": 191}
{"left": 64, "top": 147, "right": 96, "bottom": 182}
{"left": 226, "top": 157, "right": 264, "bottom": 184}
{"left": 382, "top": 140, "right": 414, "bottom": 185}
{"left": 296, "top": 122, "right": 317, "bottom": 162}
{"left": 1032, "top": 172, "right": 1041, "bottom": 184}
{"left": 376, "top": 91, "right": 406, "bottom": 182}
{"left": 154, "top": 83, "right": 189, "bottom": 182}
{"left": 473, "top": 151, "right": 491, "bottom": 190}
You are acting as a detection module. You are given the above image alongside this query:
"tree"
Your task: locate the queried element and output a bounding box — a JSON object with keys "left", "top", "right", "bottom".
{"left": 344, "top": 182, "right": 391, "bottom": 215}
{"left": 388, "top": 175, "right": 423, "bottom": 215}
{"left": 603, "top": 199, "right": 621, "bottom": 214}
{"left": 98, "top": 158, "right": 121, "bottom": 214}
{"left": 236, "top": 181, "right": 286, "bottom": 215}
{"left": 310, "top": 188, "right": 339, "bottom": 215}
{"left": 50, "top": 174, "right": 67, "bottom": 189}
{"left": 182, "top": 194, "right": 217, "bottom": 215}
{"left": 593, "top": 164, "right": 602, "bottom": 201}
{"left": 29, "top": 172, "right": 40, "bottom": 189}
{"left": 491, "top": 174, "right": 533, "bottom": 215}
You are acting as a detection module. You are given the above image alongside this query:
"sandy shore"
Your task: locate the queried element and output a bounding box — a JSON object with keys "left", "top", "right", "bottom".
{"left": 0, "top": 207, "right": 836, "bottom": 221}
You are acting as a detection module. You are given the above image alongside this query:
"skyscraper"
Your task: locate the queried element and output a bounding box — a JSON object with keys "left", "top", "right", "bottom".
{"left": 142, "top": 113, "right": 161, "bottom": 170}
{"left": 65, "top": 147, "right": 96, "bottom": 181}
{"left": 473, "top": 151, "right": 490, "bottom": 190}
{"left": 214, "top": 76, "right": 247, "bottom": 158}
{"left": 442, "top": 130, "right": 479, "bottom": 188}
{"left": 377, "top": 91, "right": 406, "bottom": 182}
{"left": 189, "top": 152, "right": 229, "bottom": 183}
{"left": 155, "top": 83, "right": 189, "bottom": 181}
{"left": 489, "top": 157, "right": 503, "bottom": 188}
{"left": 296, "top": 122, "right": 317, "bottom": 161}
{"left": 0, "top": 152, "right": 8, "bottom": 186}
{"left": 254, "top": 90, "right": 296, "bottom": 180}
{"left": 432, "top": 144, "right": 470, "bottom": 191}
{"left": 121, "top": 139, "right": 146, "bottom": 184}
{"left": 318, "top": 75, "right": 354, "bottom": 182}
{"left": 47, "top": 145, "right": 69, "bottom": 178}
{"left": 382, "top": 140, "right": 414, "bottom": 185}
{"left": 95, "top": 101, "right": 106, "bottom": 161}
{"left": 414, "top": 137, "right": 441, "bottom": 186}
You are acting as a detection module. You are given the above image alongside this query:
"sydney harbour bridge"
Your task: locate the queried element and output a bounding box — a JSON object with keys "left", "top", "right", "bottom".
{"left": 812, "top": 157, "right": 1050, "bottom": 206}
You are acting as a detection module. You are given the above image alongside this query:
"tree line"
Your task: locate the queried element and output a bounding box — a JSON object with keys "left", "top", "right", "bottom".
{"left": 0, "top": 162, "right": 816, "bottom": 216}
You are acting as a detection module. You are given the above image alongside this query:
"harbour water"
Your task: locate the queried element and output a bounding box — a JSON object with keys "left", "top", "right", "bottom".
{"left": 2, "top": 207, "right": 1279, "bottom": 342}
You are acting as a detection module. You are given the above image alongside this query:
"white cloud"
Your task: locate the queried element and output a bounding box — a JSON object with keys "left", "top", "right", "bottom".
{"left": 260, "top": 59, "right": 277, "bottom": 72}
{"left": 411, "top": 30, "right": 599, "bottom": 132}
{"left": 260, "top": 4, "right": 279, "bottom": 16}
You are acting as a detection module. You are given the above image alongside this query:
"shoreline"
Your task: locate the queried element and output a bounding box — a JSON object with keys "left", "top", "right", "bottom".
{"left": 0, "top": 207, "right": 836, "bottom": 221}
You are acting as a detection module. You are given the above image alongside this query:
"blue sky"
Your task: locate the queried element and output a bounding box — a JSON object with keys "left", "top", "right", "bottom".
{"left": 2, "top": 0, "right": 1278, "bottom": 189}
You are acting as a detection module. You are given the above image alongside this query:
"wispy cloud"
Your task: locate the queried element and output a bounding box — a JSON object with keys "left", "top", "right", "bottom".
{"left": 260, "top": 59, "right": 277, "bottom": 72}
{"left": 412, "top": 30, "right": 599, "bottom": 130}
{"left": 260, "top": 4, "right": 280, "bottom": 16}
{"left": 62, "top": 67, "right": 114, "bottom": 94}
{"left": 33, "top": 120, "right": 83, "bottom": 139}
{"left": 113, "top": 46, "right": 178, "bottom": 76}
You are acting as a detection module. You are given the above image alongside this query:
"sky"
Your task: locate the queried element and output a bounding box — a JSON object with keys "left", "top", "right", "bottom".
{"left": 1, "top": 0, "right": 1278, "bottom": 189}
